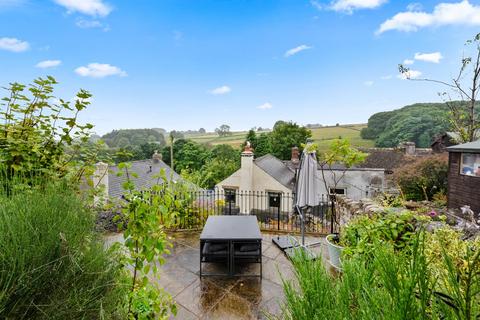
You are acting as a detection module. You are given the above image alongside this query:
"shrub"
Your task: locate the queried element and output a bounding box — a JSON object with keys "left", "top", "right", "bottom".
{"left": 279, "top": 231, "right": 480, "bottom": 320}
{"left": 0, "top": 181, "right": 128, "bottom": 319}
{"left": 340, "top": 210, "right": 428, "bottom": 255}
{"left": 394, "top": 154, "right": 448, "bottom": 201}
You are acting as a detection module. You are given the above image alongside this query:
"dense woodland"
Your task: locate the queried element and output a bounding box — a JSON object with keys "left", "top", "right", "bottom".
{"left": 361, "top": 103, "right": 451, "bottom": 148}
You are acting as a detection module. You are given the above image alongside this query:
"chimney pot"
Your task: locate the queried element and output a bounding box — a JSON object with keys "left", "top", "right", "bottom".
{"left": 152, "top": 150, "right": 162, "bottom": 163}
{"left": 291, "top": 146, "right": 300, "bottom": 163}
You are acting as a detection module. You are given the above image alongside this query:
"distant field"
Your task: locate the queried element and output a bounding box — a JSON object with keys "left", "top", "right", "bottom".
{"left": 186, "top": 124, "right": 374, "bottom": 152}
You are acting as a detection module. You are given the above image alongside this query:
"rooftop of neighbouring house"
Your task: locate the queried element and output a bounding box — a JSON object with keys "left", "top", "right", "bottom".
{"left": 104, "top": 231, "right": 330, "bottom": 320}
{"left": 108, "top": 153, "right": 181, "bottom": 198}
{"left": 447, "top": 140, "right": 480, "bottom": 153}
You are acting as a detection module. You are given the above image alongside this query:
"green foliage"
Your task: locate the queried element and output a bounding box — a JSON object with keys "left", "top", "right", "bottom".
{"left": 254, "top": 133, "right": 272, "bottom": 157}
{"left": 181, "top": 144, "right": 240, "bottom": 189}
{"left": 0, "top": 181, "right": 128, "bottom": 319}
{"left": 340, "top": 211, "right": 427, "bottom": 255}
{"left": 320, "top": 139, "right": 367, "bottom": 168}
{"left": 0, "top": 77, "right": 94, "bottom": 183}
{"left": 269, "top": 121, "right": 312, "bottom": 160}
{"left": 280, "top": 229, "right": 480, "bottom": 320}
{"left": 362, "top": 103, "right": 451, "bottom": 147}
{"left": 117, "top": 164, "right": 189, "bottom": 319}
{"left": 102, "top": 128, "right": 166, "bottom": 149}
{"left": 394, "top": 154, "right": 448, "bottom": 201}
{"left": 215, "top": 124, "right": 231, "bottom": 137}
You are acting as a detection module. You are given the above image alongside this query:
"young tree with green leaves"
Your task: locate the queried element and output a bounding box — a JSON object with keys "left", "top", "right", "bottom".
{"left": 399, "top": 33, "right": 480, "bottom": 143}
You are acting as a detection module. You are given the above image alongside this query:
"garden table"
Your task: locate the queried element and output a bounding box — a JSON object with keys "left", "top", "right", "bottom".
{"left": 200, "top": 215, "right": 262, "bottom": 277}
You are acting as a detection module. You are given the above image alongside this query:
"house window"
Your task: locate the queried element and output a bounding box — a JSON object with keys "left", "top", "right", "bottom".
{"left": 224, "top": 188, "right": 237, "bottom": 203}
{"left": 268, "top": 192, "right": 281, "bottom": 209}
{"left": 460, "top": 153, "right": 480, "bottom": 177}
{"left": 329, "top": 188, "right": 346, "bottom": 195}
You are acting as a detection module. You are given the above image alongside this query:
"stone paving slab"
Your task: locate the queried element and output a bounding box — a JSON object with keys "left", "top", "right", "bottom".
{"left": 105, "top": 230, "right": 327, "bottom": 319}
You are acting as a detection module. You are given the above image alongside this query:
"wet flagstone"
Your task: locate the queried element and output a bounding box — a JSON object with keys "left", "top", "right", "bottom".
{"left": 106, "top": 230, "right": 326, "bottom": 319}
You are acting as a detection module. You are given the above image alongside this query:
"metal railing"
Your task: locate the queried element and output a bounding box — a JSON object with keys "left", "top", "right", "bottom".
{"left": 174, "top": 189, "right": 338, "bottom": 235}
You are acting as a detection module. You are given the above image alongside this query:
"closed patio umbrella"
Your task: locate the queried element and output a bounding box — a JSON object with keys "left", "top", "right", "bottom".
{"left": 295, "top": 144, "right": 321, "bottom": 245}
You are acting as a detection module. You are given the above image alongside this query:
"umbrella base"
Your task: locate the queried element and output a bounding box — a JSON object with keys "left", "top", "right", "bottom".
{"left": 272, "top": 235, "right": 298, "bottom": 250}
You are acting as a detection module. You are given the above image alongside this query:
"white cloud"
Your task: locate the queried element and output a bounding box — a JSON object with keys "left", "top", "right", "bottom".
{"left": 36, "top": 60, "right": 62, "bottom": 68}
{"left": 398, "top": 69, "right": 422, "bottom": 80}
{"left": 209, "top": 85, "right": 231, "bottom": 95}
{"left": 54, "top": 0, "right": 112, "bottom": 17}
{"left": 75, "top": 18, "right": 109, "bottom": 31}
{"left": 377, "top": 0, "right": 480, "bottom": 34}
{"left": 364, "top": 80, "right": 374, "bottom": 86}
{"left": 0, "top": 37, "right": 29, "bottom": 52}
{"left": 257, "top": 102, "right": 273, "bottom": 110}
{"left": 330, "top": 0, "right": 387, "bottom": 13}
{"left": 414, "top": 52, "right": 443, "bottom": 63}
{"left": 311, "top": 0, "right": 323, "bottom": 10}
{"left": 406, "top": 2, "right": 423, "bottom": 12}
{"left": 284, "top": 45, "right": 312, "bottom": 57}
{"left": 403, "top": 59, "right": 414, "bottom": 65}
{"left": 75, "top": 63, "right": 126, "bottom": 78}
{"left": 381, "top": 75, "right": 393, "bottom": 80}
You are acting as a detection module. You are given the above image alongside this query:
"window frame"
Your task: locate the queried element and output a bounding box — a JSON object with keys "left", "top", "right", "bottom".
{"left": 459, "top": 152, "right": 480, "bottom": 178}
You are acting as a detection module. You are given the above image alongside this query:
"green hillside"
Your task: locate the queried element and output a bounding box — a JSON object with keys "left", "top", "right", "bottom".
{"left": 185, "top": 124, "right": 374, "bottom": 152}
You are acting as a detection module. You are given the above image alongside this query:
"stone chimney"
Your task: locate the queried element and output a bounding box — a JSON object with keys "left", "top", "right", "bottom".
{"left": 403, "top": 142, "right": 416, "bottom": 156}
{"left": 291, "top": 146, "right": 300, "bottom": 164}
{"left": 240, "top": 142, "right": 254, "bottom": 212}
{"left": 240, "top": 142, "right": 254, "bottom": 190}
{"left": 152, "top": 150, "right": 162, "bottom": 163}
{"left": 93, "top": 162, "right": 109, "bottom": 205}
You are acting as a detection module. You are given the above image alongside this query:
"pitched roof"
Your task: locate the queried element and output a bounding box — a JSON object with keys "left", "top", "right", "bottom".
{"left": 108, "top": 159, "right": 181, "bottom": 198}
{"left": 447, "top": 140, "right": 480, "bottom": 153}
{"left": 254, "top": 154, "right": 296, "bottom": 190}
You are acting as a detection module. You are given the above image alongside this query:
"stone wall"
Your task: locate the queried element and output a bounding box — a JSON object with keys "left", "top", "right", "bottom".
{"left": 336, "top": 195, "right": 385, "bottom": 225}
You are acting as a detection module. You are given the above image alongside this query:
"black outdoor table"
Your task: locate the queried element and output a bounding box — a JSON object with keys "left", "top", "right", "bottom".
{"left": 200, "top": 216, "right": 262, "bottom": 278}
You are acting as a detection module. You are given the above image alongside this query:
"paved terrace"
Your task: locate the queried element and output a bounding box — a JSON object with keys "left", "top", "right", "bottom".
{"left": 106, "top": 231, "right": 329, "bottom": 319}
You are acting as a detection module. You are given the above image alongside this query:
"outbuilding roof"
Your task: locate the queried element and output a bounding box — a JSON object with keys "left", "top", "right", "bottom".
{"left": 447, "top": 140, "right": 480, "bottom": 153}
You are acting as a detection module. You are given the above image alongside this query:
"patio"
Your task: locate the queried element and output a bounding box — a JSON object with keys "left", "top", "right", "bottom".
{"left": 106, "top": 231, "right": 329, "bottom": 319}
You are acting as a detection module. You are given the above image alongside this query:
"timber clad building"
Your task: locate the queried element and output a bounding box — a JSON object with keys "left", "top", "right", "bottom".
{"left": 447, "top": 140, "right": 480, "bottom": 213}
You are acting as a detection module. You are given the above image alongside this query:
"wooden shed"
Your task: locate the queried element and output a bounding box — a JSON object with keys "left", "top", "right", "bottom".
{"left": 447, "top": 140, "right": 480, "bottom": 213}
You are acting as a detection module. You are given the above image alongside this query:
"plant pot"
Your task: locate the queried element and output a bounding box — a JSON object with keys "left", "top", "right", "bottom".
{"left": 326, "top": 234, "right": 344, "bottom": 270}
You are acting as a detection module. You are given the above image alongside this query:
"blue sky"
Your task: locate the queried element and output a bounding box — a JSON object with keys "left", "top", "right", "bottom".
{"left": 1, "top": 0, "right": 480, "bottom": 135}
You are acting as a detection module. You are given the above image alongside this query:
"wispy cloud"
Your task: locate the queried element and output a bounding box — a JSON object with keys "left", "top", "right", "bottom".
{"left": 377, "top": 0, "right": 480, "bottom": 34}
{"left": 76, "top": 18, "right": 110, "bottom": 31}
{"left": 414, "top": 52, "right": 443, "bottom": 63}
{"left": 209, "top": 85, "right": 231, "bottom": 95}
{"left": 364, "top": 80, "right": 374, "bottom": 86}
{"left": 75, "top": 63, "right": 126, "bottom": 78}
{"left": 326, "top": 0, "right": 387, "bottom": 13}
{"left": 284, "top": 45, "right": 312, "bottom": 57}
{"left": 36, "top": 60, "right": 62, "bottom": 68}
{"left": 257, "top": 102, "right": 273, "bottom": 110}
{"left": 0, "top": 37, "right": 29, "bottom": 52}
{"left": 403, "top": 59, "right": 414, "bottom": 65}
{"left": 54, "top": 0, "right": 112, "bottom": 17}
{"left": 398, "top": 69, "right": 422, "bottom": 80}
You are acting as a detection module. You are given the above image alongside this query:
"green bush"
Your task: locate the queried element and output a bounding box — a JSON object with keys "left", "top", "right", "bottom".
{"left": 0, "top": 181, "right": 128, "bottom": 319}
{"left": 394, "top": 154, "right": 448, "bottom": 201}
{"left": 341, "top": 211, "right": 427, "bottom": 255}
{"left": 279, "top": 231, "right": 480, "bottom": 320}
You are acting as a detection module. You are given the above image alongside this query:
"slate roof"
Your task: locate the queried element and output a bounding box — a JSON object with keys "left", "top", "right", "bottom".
{"left": 447, "top": 140, "right": 480, "bottom": 153}
{"left": 108, "top": 159, "right": 181, "bottom": 198}
{"left": 254, "top": 154, "right": 296, "bottom": 190}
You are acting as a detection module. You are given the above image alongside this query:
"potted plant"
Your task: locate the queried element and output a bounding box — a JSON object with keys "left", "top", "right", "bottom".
{"left": 325, "top": 233, "right": 344, "bottom": 270}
